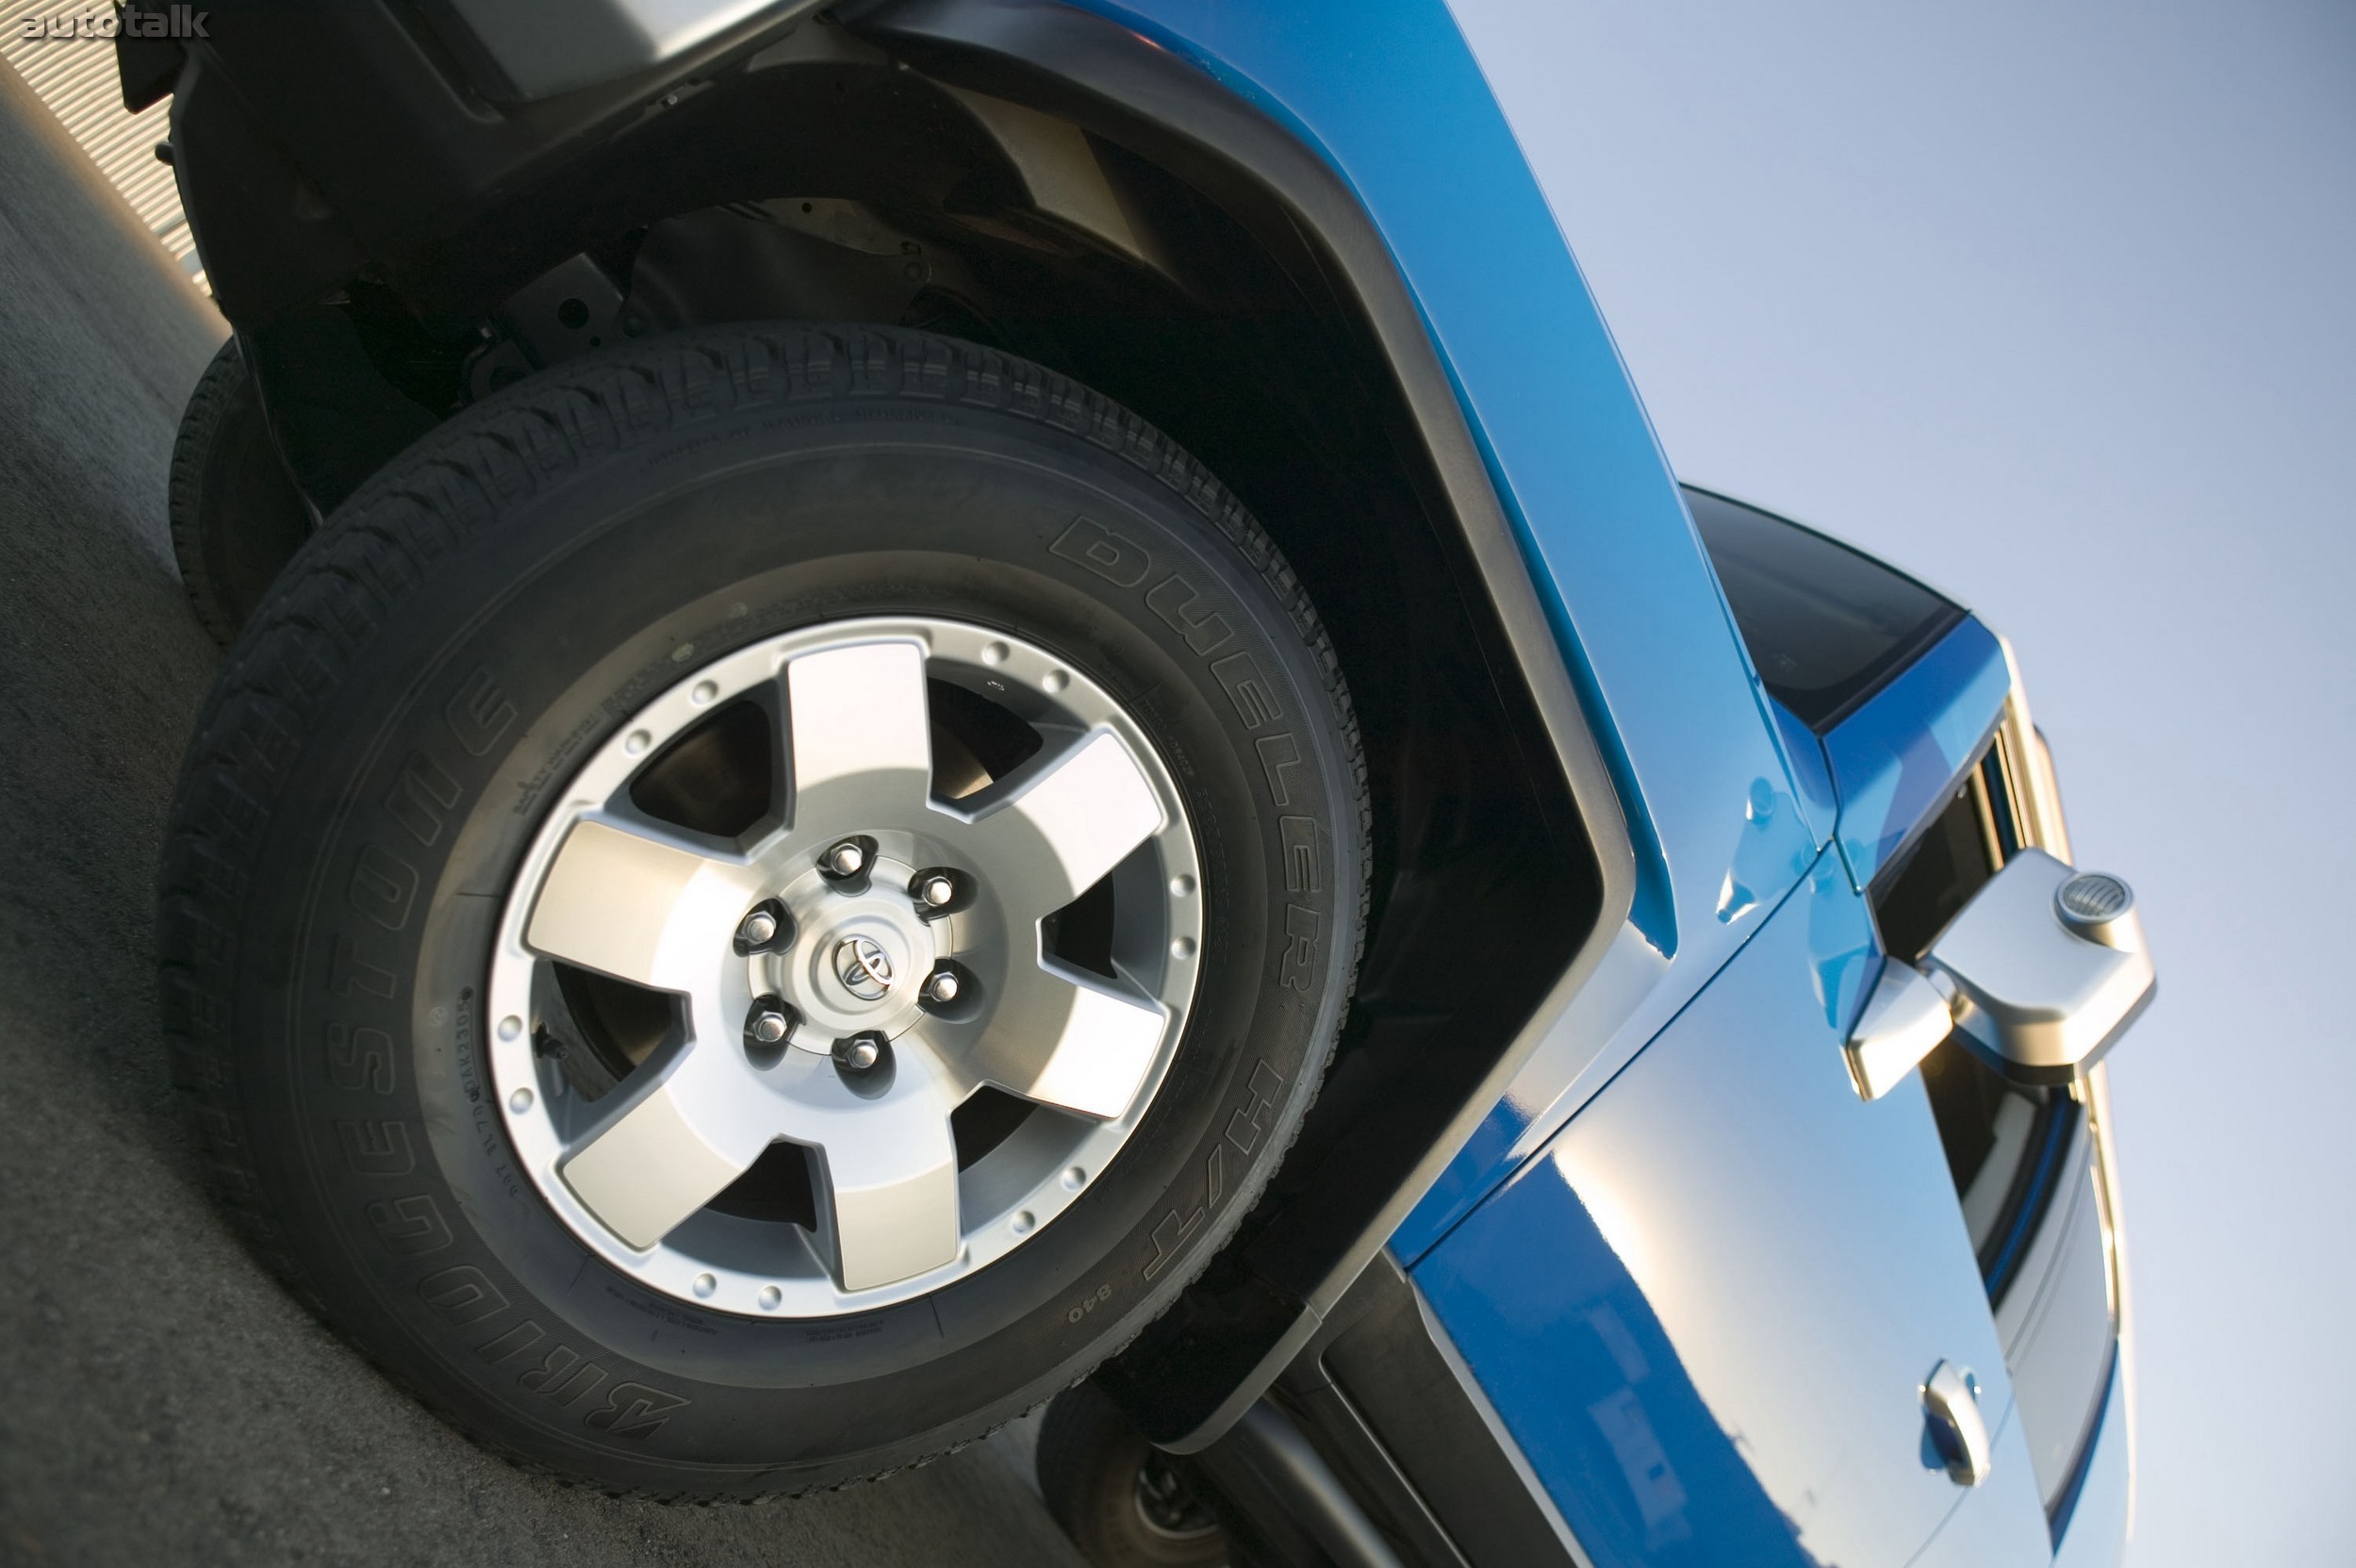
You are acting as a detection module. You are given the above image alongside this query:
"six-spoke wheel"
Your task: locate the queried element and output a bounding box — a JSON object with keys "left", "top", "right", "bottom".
{"left": 491, "top": 619, "right": 1203, "bottom": 1309}
{"left": 159, "top": 324, "right": 1366, "bottom": 1497}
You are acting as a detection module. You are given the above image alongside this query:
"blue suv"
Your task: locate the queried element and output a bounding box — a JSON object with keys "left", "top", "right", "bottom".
{"left": 140, "top": 2, "right": 2143, "bottom": 1563}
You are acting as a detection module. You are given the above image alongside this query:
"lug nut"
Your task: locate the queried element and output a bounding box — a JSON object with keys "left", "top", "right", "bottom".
{"left": 921, "top": 967, "right": 962, "bottom": 1006}
{"left": 918, "top": 874, "right": 956, "bottom": 909}
{"left": 825, "top": 839, "right": 867, "bottom": 877}
{"left": 834, "top": 1033, "right": 884, "bottom": 1072}
{"left": 733, "top": 900, "right": 792, "bottom": 955}
{"left": 746, "top": 998, "right": 796, "bottom": 1048}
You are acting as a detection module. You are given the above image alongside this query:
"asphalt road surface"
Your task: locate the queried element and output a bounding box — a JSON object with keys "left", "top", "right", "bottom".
{"left": 0, "top": 66, "right": 1081, "bottom": 1568}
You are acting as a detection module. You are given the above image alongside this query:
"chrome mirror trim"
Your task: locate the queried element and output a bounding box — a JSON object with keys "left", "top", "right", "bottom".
{"left": 1843, "top": 962, "right": 1954, "bottom": 1101}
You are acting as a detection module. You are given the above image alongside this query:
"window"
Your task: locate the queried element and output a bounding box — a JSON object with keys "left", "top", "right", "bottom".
{"left": 1874, "top": 753, "right": 2070, "bottom": 1287}
{"left": 1684, "top": 487, "right": 1963, "bottom": 732}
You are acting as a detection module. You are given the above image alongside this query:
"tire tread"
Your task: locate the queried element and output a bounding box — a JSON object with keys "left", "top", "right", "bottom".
{"left": 158, "top": 324, "right": 1372, "bottom": 1502}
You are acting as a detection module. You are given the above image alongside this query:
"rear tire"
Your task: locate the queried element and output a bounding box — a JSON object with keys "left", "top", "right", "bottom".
{"left": 167, "top": 337, "right": 313, "bottom": 646}
{"left": 1038, "top": 1385, "right": 1229, "bottom": 1568}
{"left": 158, "top": 323, "right": 1368, "bottom": 1498}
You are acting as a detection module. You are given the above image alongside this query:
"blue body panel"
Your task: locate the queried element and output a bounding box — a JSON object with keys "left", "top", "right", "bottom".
{"left": 1772, "top": 697, "right": 1841, "bottom": 847}
{"left": 1412, "top": 857, "right": 2031, "bottom": 1564}
{"left": 1074, "top": 2, "right": 1817, "bottom": 1138}
{"left": 1821, "top": 617, "right": 2014, "bottom": 888}
{"left": 1067, "top": 0, "right": 1842, "bottom": 1260}
{"left": 1049, "top": 3, "right": 2112, "bottom": 1560}
{"left": 1393, "top": 619, "right": 2011, "bottom": 1263}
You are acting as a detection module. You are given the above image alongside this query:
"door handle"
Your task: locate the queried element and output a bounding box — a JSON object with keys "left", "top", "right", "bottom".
{"left": 1921, "top": 1361, "right": 1992, "bottom": 1487}
{"left": 1845, "top": 848, "right": 2153, "bottom": 1100}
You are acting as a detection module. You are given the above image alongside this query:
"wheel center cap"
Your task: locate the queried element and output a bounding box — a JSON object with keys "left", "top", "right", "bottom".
{"left": 833, "top": 935, "right": 895, "bottom": 1000}
{"left": 755, "top": 853, "right": 937, "bottom": 1041}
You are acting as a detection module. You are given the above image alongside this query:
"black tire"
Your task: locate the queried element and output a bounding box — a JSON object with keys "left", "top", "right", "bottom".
{"left": 168, "top": 337, "right": 314, "bottom": 646}
{"left": 158, "top": 323, "right": 1369, "bottom": 1498}
{"left": 1038, "top": 1385, "right": 1228, "bottom": 1567}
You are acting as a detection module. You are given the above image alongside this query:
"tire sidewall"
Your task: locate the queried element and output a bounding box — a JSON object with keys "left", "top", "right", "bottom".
{"left": 223, "top": 351, "right": 1359, "bottom": 1488}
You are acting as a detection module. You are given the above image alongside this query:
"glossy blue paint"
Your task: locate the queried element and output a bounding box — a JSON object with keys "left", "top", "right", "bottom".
{"left": 1821, "top": 617, "right": 2013, "bottom": 889}
{"left": 1069, "top": 0, "right": 1822, "bottom": 1234}
{"left": 1772, "top": 696, "right": 1840, "bottom": 850}
{"left": 1803, "top": 844, "right": 1882, "bottom": 1032}
{"left": 978, "top": 9, "right": 2118, "bottom": 1562}
{"left": 1397, "top": 615, "right": 2008, "bottom": 1262}
{"left": 1415, "top": 854, "right": 2048, "bottom": 1565}
{"left": 1392, "top": 917, "right": 1671, "bottom": 1264}
{"left": 1414, "top": 1166, "right": 1818, "bottom": 1567}
{"left": 1393, "top": 747, "right": 1818, "bottom": 1262}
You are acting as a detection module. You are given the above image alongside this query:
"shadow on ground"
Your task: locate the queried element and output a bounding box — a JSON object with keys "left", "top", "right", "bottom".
{"left": 0, "top": 64, "right": 1077, "bottom": 1568}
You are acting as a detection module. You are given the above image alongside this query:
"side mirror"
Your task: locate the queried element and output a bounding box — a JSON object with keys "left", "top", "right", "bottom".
{"left": 1845, "top": 849, "right": 2153, "bottom": 1101}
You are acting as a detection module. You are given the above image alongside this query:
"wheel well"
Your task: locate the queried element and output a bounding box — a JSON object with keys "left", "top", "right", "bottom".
{"left": 227, "top": 7, "right": 1603, "bottom": 1421}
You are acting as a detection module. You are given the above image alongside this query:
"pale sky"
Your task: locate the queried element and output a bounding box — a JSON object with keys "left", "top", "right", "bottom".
{"left": 1450, "top": 1, "right": 2354, "bottom": 1561}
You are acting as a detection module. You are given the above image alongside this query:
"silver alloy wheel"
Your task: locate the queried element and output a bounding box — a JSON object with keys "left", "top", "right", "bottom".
{"left": 486, "top": 618, "right": 1202, "bottom": 1316}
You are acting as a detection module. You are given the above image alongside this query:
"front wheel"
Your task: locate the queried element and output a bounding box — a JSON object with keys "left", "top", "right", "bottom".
{"left": 158, "top": 324, "right": 1367, "bottom": 1497}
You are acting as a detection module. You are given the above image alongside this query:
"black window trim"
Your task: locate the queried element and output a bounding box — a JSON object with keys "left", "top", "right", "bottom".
{"left": 1681, "top": 482, "right": 1967, "bottom": 734}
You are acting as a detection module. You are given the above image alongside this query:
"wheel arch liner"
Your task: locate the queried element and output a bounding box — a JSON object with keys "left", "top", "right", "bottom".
{"left": 852, "top": 0, "right": 1669, "bottom": 1449}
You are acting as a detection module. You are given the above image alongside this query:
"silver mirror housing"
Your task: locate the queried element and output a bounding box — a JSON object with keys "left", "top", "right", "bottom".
{"left": 1925, "top": 848, "right": 2153, "bottom": 1085}
{"left": 1846, "top": 848, "right": 2154, "bottom": 1098}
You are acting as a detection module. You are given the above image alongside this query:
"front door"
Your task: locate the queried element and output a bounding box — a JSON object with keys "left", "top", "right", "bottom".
{"left": 1411, "top": 853, "right": 2051, "bottom": 1566}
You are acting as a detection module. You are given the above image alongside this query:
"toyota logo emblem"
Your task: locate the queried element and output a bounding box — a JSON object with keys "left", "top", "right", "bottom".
{"left": 833, "top": 935, "right": 895, "bottom": 1001}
